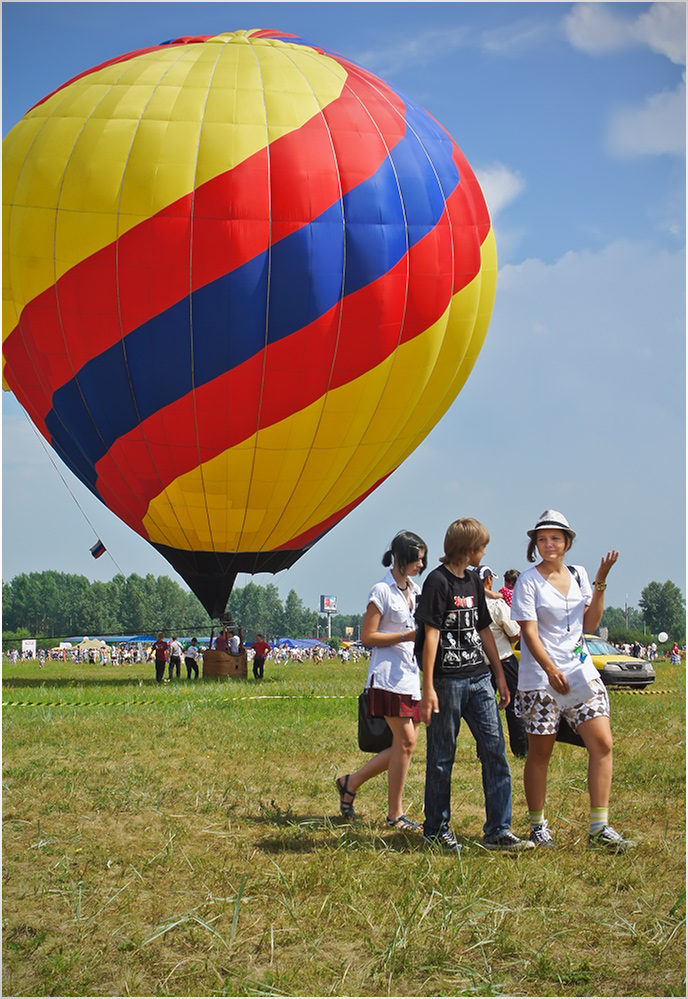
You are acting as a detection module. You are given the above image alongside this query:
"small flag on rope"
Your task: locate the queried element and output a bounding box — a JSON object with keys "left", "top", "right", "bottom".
{"left": 90, "top": 540, "right": 106, "bottom": 559}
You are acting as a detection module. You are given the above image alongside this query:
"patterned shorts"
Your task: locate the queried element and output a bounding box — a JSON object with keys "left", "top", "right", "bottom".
{"left": 515, "top": 677, "right": 610, "bottom": 736}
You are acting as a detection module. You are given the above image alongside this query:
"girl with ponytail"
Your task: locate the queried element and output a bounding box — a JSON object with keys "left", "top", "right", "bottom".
{"left": 336, "top": 530, "right": 427, "bottom": 832}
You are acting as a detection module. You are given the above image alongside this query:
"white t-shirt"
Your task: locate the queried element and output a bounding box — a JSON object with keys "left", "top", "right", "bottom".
{"left": 510, "top": 564, "right": 597, "bottom": 690}
{"left": 365, "top": 570, "right": 421, "bottom": 698}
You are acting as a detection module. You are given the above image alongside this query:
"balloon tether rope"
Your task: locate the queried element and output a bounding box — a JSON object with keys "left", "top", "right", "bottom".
{"left": 23, "top": 411, "right": 126, "bottom": 577}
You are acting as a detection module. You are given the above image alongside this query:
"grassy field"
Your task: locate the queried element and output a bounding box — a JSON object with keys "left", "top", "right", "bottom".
{"left": 2, "top": 656, "right": 685, "bottom": 998}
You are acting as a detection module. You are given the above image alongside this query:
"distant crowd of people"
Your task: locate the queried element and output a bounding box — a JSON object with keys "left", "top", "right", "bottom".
{"left": 611, "top": 639, "right": 683, "bottom": 662}
{"left": 5, "top": 630, "right": 347, "bottom": 673}
{"left": 6, "top": 644, "right": 149, "bottom": 666}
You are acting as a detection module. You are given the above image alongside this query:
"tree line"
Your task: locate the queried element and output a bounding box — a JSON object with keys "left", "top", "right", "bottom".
{"left": 2, "top": 570, "right": 683, "bottom": 648}
{"left": 602, "top": 579, "right": 685, "bottom": 644}
{"left": 1, "top": 571, "right": 364, "bottom": 646}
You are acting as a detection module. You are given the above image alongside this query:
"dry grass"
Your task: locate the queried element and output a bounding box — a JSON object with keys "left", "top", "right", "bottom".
{"left": 2, "top": 658, "right": 685, "bottom": 997}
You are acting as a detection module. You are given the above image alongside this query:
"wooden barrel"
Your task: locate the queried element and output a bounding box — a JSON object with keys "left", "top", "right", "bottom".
{"left": 202, "top": 649, "right": 248, "bottom": 679}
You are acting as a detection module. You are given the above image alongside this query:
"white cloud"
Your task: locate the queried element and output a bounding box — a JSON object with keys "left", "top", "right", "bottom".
{"left": 353, "top": 27, "right": 468, "bottom": 79}
{"left": 564, "top": 4, "right": 686, "bottom": 159}
{"left": 474, "top": 163, "right": 525, "bottom": 218}
{"left": 563, "top": 3, "right": 636, "bottom": 55}
{"left": 564, "top": 2, "right": 686, "bottom": 65}
{"left": 608, "top": 75, "right": 686, "bottom": 156}
{"left": 494, "top": 240, "right": 685, "bottom": 355}
{"left": 479, "top": 18, "right": 553, "bottom": 55}
{"left": 632, "top": 2, "right": 687, "bottom": 65}
{"left": 457, "top": 238, "right": 686, "bottom": 597}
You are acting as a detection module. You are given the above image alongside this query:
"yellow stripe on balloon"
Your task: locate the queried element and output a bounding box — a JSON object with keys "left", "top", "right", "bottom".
{"left": 141, "top": 243, "right": 496, "bottom": 554}
{"left": 2, "top": 32, "right": 347, "bottom": 347}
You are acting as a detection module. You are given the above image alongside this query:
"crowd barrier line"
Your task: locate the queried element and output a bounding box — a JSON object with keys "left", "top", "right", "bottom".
{"left": 2, "top": 689, "right": 675, "bottom": 709}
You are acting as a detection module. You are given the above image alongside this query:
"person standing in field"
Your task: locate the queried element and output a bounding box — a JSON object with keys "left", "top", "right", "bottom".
{"left": 151, "top": 633, "right": 169, "bottom": 683}
{"left": 168, "top": 635, "right": 183, "bottom": 680}
{"left": 185, "top": 638, "right": 199, "bottom": 679}
{"left": 248, "top": 634, "right": 271, "bottom": 679}
{"left": 336, "top": 530, "right": 428, "bottom": 833}
{"left": 415, "top": 517, "right": 532, "bottom": 853}
{"left": 510, "top": 509, "right": 634, "bottom": 851}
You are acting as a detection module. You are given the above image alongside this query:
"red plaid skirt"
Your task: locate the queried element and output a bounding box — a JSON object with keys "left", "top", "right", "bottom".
{"left": 367, "top": 680, "right": 422, "bottom": 721}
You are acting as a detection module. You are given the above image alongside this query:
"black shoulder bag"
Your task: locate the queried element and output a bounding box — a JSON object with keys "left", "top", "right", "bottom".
{"left": 357, "top": 689, "right": 393, "bottom": 753}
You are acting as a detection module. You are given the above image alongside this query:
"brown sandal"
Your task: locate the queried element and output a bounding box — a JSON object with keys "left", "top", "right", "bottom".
{"left": 336, "top": 775, "right": 356, "bottom": 819}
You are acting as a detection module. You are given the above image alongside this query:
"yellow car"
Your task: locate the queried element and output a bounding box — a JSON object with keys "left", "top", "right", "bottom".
{"left": 583, "top": 635, "right": 656, "bottom": 689}
{"left": 513, "top": 636, "right": 656, "bottom": 689}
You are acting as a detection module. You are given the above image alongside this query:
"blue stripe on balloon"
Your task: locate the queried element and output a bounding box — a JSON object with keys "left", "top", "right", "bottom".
{"left": 45, "top": 104, "right": 459, "bottom": 492}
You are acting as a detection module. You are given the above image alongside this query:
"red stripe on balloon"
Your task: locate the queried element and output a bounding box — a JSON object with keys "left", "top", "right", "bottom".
{"left": 3, "top": 66, "right": 407, "bottom": 434}
{"left": 94, "top": 178, "right": 482, "bottom": 536}
{"left": 451, "top": 143, "right": 491, "bottom": 243}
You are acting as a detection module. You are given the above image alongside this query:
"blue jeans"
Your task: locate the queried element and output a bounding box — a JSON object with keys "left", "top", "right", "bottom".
{"left": 424, "top": 672, "right": 513, "bottom": 840}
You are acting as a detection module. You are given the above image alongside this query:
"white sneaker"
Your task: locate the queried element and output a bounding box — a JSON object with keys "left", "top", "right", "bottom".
{"left": 483, "top": 830, "right": 534, "bottom": 851}
{"left": 423, "top": 828, "right": 462, "bottom": 853}
{"left": 529, "top": 821, "right": 556, "bottom": 847}
{"left": 589, "top": 825, "right": 636, "bottom": 852}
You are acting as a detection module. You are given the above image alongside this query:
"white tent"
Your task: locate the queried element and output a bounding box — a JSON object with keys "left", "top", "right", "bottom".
{"left": 77, "top": 637, "right": 107, "bottom": 651}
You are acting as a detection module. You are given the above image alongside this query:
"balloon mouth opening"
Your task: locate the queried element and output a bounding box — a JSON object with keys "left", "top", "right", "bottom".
{"left": 151, "top": 543, "right": 310, "bottom": 618}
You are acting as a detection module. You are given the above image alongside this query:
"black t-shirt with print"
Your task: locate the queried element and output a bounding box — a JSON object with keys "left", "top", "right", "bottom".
{"left": 415, "top": 565, "right": 491, "bottom": 679}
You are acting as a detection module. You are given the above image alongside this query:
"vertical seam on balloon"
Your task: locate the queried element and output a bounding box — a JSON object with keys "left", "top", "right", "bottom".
{"left": 242, "top": 44, "right": 349, "bottom": 565}
{"left": 185, "top": 41, "right": 230, "bottom": 570}
{"left": 110, "top": 46, "right": 205, "bottom": 556}
{"left": 229, "top": 37, "right": 278, "bottom": 575}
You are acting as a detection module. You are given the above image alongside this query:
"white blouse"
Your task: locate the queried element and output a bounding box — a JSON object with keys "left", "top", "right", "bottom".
{"left": 364, "top": 570, "right": 421, "bottom": 698}
{"left": 510, "top": 564, "right": 597, "bottom": 691}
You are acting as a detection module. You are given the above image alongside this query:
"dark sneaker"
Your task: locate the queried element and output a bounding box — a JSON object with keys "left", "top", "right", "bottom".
{"left": 483, "top": 830, "right": 535, "bottom": 852}
{"left": 423, "top": 829, "right": 462, "bottom": 853}
{"left": 588, "top": 825, "right": 636, "bottom": 852}
{"left": 529, "top": 821, "right": 556, "bottom": 848}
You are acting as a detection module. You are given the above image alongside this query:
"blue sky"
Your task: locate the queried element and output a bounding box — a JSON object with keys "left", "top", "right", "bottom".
{"left": 2, "top": 2, "right": 685, "bottom": 623}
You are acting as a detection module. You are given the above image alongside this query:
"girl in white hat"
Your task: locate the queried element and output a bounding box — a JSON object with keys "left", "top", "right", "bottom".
{"left": 510, "top": 510, "right": 634, "bottom": 851}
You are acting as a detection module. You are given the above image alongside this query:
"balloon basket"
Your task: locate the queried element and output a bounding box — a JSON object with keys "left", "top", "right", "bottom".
{"left": 202, "top": 650, "right": 248, "bottom": 680}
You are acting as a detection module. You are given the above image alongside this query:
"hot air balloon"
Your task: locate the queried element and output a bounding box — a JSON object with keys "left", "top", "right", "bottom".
{"left": 2, "top": 29, "right": 496, "bottom": 619}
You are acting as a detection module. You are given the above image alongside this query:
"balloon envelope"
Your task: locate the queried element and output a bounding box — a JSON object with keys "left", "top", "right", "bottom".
{"left": 2, "top": 29, "right": 496, "bottom": 617}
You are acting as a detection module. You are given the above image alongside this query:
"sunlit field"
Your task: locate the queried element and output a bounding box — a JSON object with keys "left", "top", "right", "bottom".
{"left": 3, "top": 656, "right": 685, "bottom": 997}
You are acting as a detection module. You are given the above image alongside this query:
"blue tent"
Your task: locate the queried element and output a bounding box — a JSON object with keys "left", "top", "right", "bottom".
{"left": 275, "top": 637, "right": 330, "bottom": 649}
{"left": 67, "top": 634, "right": 156, "bottom": 645}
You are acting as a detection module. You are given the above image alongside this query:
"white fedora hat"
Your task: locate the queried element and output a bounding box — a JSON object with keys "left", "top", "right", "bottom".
{"left": 527, "top": 509, "right": 576, "bottom": 541}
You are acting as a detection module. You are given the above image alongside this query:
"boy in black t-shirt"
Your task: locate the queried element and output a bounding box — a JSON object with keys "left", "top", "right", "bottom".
{"left": 415, "top": 518, "right": 533, "bottom": 853}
